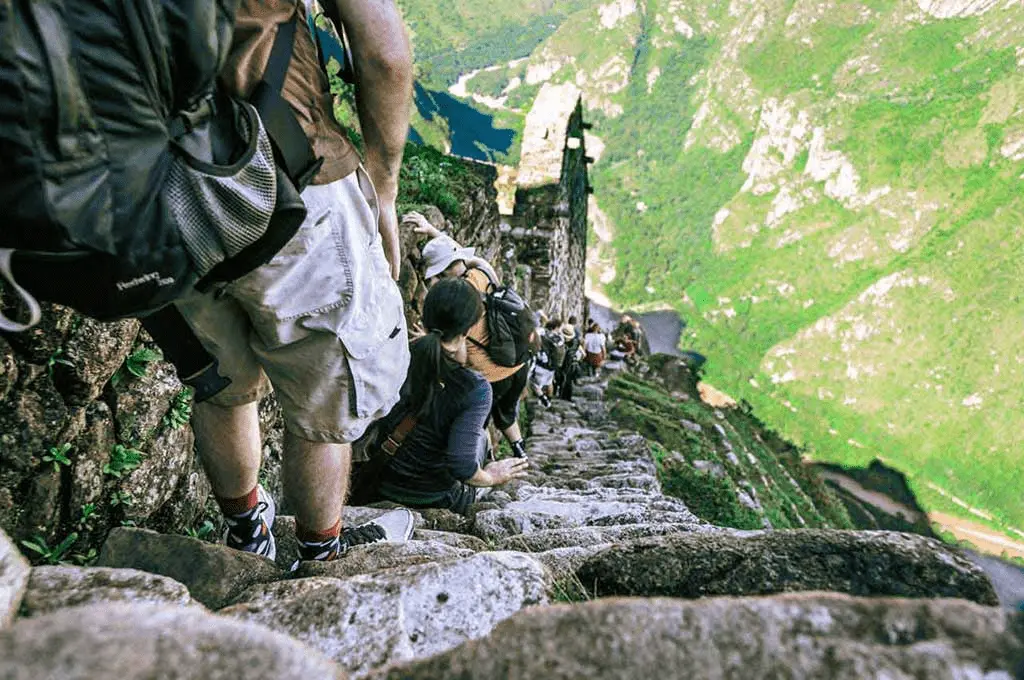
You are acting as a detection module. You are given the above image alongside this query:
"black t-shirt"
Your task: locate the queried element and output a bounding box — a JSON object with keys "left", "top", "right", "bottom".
{"left": 377, "top": 366, "right": 492, "bottom": 505}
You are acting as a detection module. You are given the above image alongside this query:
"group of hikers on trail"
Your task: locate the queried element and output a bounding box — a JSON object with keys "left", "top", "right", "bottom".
{"left": 0, "top": 0, "right": 587, "bottom": 567}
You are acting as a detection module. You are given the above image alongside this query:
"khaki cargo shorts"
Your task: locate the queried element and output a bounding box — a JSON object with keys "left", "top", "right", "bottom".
{"left": 176, "top": 167, "right": 410, "bottom": 443}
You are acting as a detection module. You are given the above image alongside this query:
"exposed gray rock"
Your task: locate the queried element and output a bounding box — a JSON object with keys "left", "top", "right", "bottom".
{"left": 680, "top": 419, "right": 703, "bottom": 433}
{"left": 692, "top": 459, "right": 726, "bottom": 478}
{"left": 472, "top": 509, "right": 575, "bottom": 543}
{"left": 533, "top": 545, "right": 611, "bottom": 585}
{"left": 68, "top": 402, "right": 117, "bottom": 514}
{"left": 584, "top": 473, "right": 660, "bottom": 492}
{"left": 60, "top": 317, "right": 139, "bottom": 405}
{"left": 498, "top": 523, "right": 715, "bottom": 552}
{"left": 111, "top": 359, "right": 181, "bottom": 447}
{"left": 371, "top": 594, "right": 1023, "bottom": 680}
{"left": 577, "top": 530, "right": 999, "bottom": 605}
{"left": 20, "top": 566, "right": 194, "bottom": 617}
{"left": 293, "top": 541, "right": 473, "bottom": 579}
{"left": 223, "top": 552, "right": 547, "bottom": 676}
{"left": 96, "top": 528, "right": 283, "bottom": 609}
{"left": 0, "top": 603, "right": 343, "bottom": 679}
{"left": 0, "top": 528, "right": 29, "bottom": 629}
{"left": 412, "top": 530, "right": 488, "bottom": 552}
{"left": 0, "top": 370, "right": 69, "bottom": 533}
{"left": 0, "top": 337, "right": 17, "bottom": 403}
{"left": 122, "top": 421, "right": 195, "bottom": 521}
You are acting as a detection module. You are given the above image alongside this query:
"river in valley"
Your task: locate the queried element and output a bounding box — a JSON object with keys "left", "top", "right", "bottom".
{"left": 412, "top": 83, "right": 515, "bottom": 162}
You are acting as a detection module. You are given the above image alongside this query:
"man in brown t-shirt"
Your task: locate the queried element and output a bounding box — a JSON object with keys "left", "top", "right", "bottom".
{"left": 176, "top": 0, "right": 415, "bottom": 564}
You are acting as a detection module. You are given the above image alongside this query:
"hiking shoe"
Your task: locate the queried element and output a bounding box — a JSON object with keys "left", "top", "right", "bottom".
{"left": 346, "top": 508, "right": 415, "bottom": 546}
{"left": 222, "top": 485, "right": 276, "bottom": 561}
{"left": 291, "top": 508, "right": 415, "bottom": 570}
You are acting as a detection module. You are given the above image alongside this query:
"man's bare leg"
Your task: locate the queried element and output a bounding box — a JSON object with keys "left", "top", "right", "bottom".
{"left": 192, "top": 401, "right": 262, "bottom": 499}
{"left": 282, "top": 434, "right": 350, "bottom": 534}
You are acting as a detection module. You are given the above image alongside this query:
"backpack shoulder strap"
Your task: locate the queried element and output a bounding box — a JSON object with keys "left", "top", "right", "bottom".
{"left": 380, "top": 413, "right": 418, "bottom": 456}
{"left": 265, "top": 18, "right": 297, "bottom": 92}
{"left": 248, "top": 16, "right": 323, "bottom": 189}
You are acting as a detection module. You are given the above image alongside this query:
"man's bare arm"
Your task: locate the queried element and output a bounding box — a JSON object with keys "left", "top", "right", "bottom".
{"left": 324, "top": 0, "right": 413, "bottom": 278}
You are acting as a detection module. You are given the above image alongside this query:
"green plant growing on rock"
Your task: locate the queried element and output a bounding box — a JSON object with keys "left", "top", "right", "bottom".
{"left": 110, "top": 490, "right": 133, "bottom": 507}
{"left": 77, "top": 503, "right": 96, "bottom": 527}
{"left": 184, "top": 519, "right": 216, "bottom": 542}
{"left": 103, "top": 444, "right": 144, "bottom": 478}
{"left": 41, "top": 443, "right": 72, "bottom": 473}
{"left": 125, "top": 347, "right": 163, "bottom": 378}
{"left": 550, "top": 571, "right": 592, "bottom": 604}
{"left": 111, "top": 346, "right": 163, "bottom": 388}
{"left": 45, "top": 347, "right": 73, "bottom": 378}
{"left": 20, "top": 532, "right": 79, "bottom": 565}
{"left": 67, "top": 547, "right": 98, "bottom": 566}
{"left": 162, "top": 388, "right": 193, "bottom": 430}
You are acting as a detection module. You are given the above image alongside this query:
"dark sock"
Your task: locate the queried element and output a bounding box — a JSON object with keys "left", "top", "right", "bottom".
{"left": 217, "top": 486, "right": 259, "bottom": 517}
{"left": 296, "top": 519, "right": 342, "bottom": 544}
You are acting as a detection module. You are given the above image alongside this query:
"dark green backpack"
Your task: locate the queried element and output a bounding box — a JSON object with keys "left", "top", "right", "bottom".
{"left": 0, "top": 0, "right": 320, "bottom": 399}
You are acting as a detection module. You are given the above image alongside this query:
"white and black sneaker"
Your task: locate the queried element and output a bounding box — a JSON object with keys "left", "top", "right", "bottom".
{"left": 291, "top": 508, "right": 415, "bottom": 570}
{"left": 222, "top": 485, "right": 276, "bottom": 561}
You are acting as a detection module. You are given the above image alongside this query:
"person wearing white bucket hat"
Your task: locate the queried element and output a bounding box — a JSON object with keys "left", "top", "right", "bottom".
{"left": 404, "top": 211, "right": 531, "bottom": 459}
{"left": 421, "top": 236, "right": 478, "bottom": 281}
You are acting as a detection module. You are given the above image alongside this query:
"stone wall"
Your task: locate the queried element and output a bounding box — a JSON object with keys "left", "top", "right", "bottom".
{"left": 396, "top": 159, "right": 511, "bottom": 329}
{"left": 508, "top": 98, "right": 590, "bottom": 324}
{"left": 0, "top": 309, "right": 210, "bottom": 561}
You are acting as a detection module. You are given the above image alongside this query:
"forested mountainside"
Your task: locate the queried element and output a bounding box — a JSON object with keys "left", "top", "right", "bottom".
{"left": 397, "top": 0, "right": 1024, "bottom": 545}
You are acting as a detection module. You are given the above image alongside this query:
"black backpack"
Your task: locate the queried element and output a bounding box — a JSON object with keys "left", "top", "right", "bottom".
{"left": 540, "top": 331, "right": 565, "bottom": 371}
{"left": 471, "top": 284, "right": 536, "bottom": 368}
{"left": 0, "top": 0, "right": 322, "bottom": 400}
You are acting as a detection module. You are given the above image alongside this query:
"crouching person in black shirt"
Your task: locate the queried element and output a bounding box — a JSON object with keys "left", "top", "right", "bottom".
{"left": 354, "top": 278, "right": 530, "bottom": 515}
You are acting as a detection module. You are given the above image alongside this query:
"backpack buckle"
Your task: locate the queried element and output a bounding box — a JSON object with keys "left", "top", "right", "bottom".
{"left": 380, "top": 436, "right": 400, "bottom": 456}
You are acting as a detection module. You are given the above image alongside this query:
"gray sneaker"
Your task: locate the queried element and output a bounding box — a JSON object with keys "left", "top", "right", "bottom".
{"left": 291, "top": 508, "right": 415, "bottom": 570}
{"left": 348, "top": 508, "right": 415, "bottom": 546}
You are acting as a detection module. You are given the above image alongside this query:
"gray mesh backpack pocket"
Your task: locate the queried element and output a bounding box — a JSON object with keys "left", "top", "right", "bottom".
{"left": 168, "top": 102, "right": 278, "bottom": 279}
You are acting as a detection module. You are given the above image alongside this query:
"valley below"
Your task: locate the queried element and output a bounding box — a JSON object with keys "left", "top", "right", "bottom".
{"left": 397, "top": 0, "right": 1024, "bottom": 554}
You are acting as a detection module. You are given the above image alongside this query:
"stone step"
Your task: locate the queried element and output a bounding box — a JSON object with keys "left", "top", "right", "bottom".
{"left": 0, "top": 602, "right": 343, "bottom": 679}
{"left": 574, "top": 530, "right": 999, "bottom": 604}
{"left": 0, "top": 528, "right": 29, "bottom": 630}
{"left": 370, "top": 594, "right": 1022, "bottom": 680}
{"left": 472, "top": 504, "right": 704, "bottom": 543}
{"left": 220, "top": 551, "right": 546, "bottom": 678}
{"left": 96, "top": 527, "right": 283, "bottom": 610}
{"left": 19, "top": 565, "right": 195, "bottom": 618}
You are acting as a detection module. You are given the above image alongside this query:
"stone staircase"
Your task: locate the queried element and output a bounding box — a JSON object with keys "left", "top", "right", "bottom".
{"left": 1, "top": 374, "right": 1021, "bottom": 679}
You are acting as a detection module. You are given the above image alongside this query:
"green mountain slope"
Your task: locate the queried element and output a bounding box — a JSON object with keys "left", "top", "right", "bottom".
{"left": 403, "top": 0, "right": 1024, "bottom": 542}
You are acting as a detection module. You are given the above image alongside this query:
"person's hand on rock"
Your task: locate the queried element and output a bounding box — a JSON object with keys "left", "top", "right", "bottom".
{"left": 483, "top": 458, "right": 530, "bottom": 485}
{"left": 402, "top": 211, "right": 443, "bottom": 239}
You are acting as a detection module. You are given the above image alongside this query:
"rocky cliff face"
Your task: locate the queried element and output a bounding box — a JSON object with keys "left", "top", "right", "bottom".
{"left": 0, "top": 307, "right": 210, "bottom": 563}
